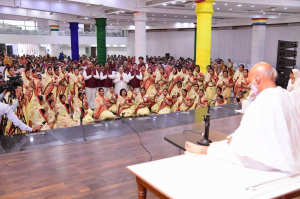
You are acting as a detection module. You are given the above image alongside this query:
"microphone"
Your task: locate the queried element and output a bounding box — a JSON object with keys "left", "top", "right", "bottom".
{"left": 198, "top": 92, "right": 247, "bottom": 146}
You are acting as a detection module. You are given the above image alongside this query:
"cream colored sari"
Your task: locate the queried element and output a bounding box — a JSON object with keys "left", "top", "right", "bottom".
{"left": 134, "top": 93, "right": 150, "bottom": 116}
{"left": 117, "top": 96, "right": 134, "bottom": 117}
{"left": 94, "top": 92, "right": 115, "bottom": 120}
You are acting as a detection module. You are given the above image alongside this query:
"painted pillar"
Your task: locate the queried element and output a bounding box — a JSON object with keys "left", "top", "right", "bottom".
{"left": 69, "top": 22, "right": 80, "bottom": 61}
{"left": 194, "top": 22, "right": 197, "bottom": 61}
{"left": 133, "top": 12, "right": 147, "bottom": 62}
{"left": 251, "top": 18, "right": 268, "bottom": 67}
{"left": 49, "top": 20, "right": 60, "bottom": 57}
{"left": 195, "top": 0, "right": 214, "bottom": 73}
{"left": 95, "top": 18, "right": 107, "bottom": 65}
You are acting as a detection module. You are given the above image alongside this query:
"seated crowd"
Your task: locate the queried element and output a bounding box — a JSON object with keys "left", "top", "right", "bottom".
{"left": 1, "top": 53, "right": 297, "bottom": 134}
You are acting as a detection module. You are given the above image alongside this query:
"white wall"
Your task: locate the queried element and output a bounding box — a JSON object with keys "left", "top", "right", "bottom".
{"left": 107, "top": 47, "right": 128, "bottom": 56}
{"left": 128, "top": 24, "right": 300, "bottom": 68}
{"left": 59, "top": 46, "right": 86, "bottom": 57}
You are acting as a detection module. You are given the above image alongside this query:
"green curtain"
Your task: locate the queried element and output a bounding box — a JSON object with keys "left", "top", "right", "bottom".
{"left": 95, "top": 18, "right": 106, "bottom": 65}
{"left": 194, "top": 23, "right": 197, "bottom": 61}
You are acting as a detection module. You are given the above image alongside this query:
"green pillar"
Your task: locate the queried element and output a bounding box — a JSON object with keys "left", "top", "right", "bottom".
{"left": 194, "top": 22, "right": 197, "bottom": 61}
{"left": 95, "top": 18, "right": 107, "bottom": 65}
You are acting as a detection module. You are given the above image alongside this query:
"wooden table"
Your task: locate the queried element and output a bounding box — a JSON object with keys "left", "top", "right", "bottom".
{"left": 127, "top": 154, "right": 300, "bottom": 199}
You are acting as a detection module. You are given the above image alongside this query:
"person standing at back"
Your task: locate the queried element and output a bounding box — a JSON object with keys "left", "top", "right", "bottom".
{"left": 128, "top": 63, "right": 143, "bottom": 93}
{"left": 100, "top": 62, "right": 115, "bottom": 94}
{"left": 83, "top": 61, "right": 99, "bottom": 110}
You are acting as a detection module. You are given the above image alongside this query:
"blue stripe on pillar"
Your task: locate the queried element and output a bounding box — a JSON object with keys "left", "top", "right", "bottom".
{"left": 69, "top": 22, "right": 79, "bottom": 61}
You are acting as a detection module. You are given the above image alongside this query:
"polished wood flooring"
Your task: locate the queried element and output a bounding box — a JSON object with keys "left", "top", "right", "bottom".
{"left": 0, "top": 115, "right": 242, "bottom": 199}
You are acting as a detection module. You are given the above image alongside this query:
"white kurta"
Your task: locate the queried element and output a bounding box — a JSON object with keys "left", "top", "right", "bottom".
{"left": 208, "top": 87, "right": 300, "bottom": 173}
{"left": 114, "top": 72, "right": 129, "bottom": 95}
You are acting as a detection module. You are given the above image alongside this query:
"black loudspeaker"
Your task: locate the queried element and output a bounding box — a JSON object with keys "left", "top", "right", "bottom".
{"left": 165, "top": 53, "right": 170, "bottom": 58}
{"left": 276, "top": 40, "right": 298, "bottom": 89}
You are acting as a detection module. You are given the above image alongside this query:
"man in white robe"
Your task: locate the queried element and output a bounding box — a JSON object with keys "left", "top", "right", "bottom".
{"left": 186, "top": 62, "right": 300, "bottom": 174}
{"left": 114, "top": 67, "right": 129, "bottom": 95}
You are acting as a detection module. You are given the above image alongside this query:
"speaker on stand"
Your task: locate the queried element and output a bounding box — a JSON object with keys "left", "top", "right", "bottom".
{"left": 276, "top": 40, "right": 298, "bottom": 89}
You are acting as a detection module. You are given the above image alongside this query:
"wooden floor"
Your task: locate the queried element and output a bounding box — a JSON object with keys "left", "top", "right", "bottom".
{"left": 0, "top": 115, "right": 242, "bottom": 199}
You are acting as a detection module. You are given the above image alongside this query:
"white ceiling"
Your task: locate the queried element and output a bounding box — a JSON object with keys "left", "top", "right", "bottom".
{"left": 0, "top": 0, "right": 299, "bottom": 29}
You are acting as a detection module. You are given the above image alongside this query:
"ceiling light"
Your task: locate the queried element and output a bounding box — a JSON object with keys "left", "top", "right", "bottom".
{"left": 251, "top": 5, "right": 254, "bottom": 7}
{"left": 58, "top": 0, "right": 61, "bottom": 2}
{"left": 152, "top": 14, "right": 154, "bottom": 16}
{"left": 279, "top": 13, "right": 282, "bottom": 15}
{"left": 237, "top": 4, "right": 242, "bottom": 7}
{"left": 193, "top": 3, "right": 196, "bottom": 5}
{"left": 182, "top": 0, "right": 186, "bottom": 2}
{"left": 84, "top": 17, "right": 88, "bottom": 20}
{"left": 175, "top": 15, "right": 177, "bottom": 17}
{"left": 217, "top": 7, "right": 220, "bottom": 9}
{"left": 121, "top": 11, "right": 125, "bottom": 13}
{"left": 184, "top": 15, "right": 187, "bottom": 17}
{"left": 192, "top": 6, "right": 194, "bottom": 8}
{"left": 164, "top": 21, "right": 166, "bottom": 23}
{"left": 229, "top": 8, "right": 232, "bottom": 10}
{"left": 261, "top": 10, "right": 264, "bottom": 12}
{"left": 225, "top": 3, "right": 228, "bottom": 5}
{"left": 164, "top": 15, "right": 166, "bottom": 16}
{"left": 284, "top": 7, "right": 287, "bottom": 9}
{"left": 110, "top": 24, "right": 112, "bottom": 25}
{"left": 116, "top": 12, "right": 119, "bottom": 14}
{"left": 127, "top": 19, "right": 129, "bottom": 21}
{"left": 263, "top": 13, "right": 266, "bottom": 14}
{"left": 163, "top": 3, "right": 167, "bottom": 6}
{"left": 172, "top": 1, "right": 176, "bottom": 4}
{"left": 107, "top": 19, "right": 109, "bottom": 20}
{"left": 272, "top": 9, "right": 275, "bottom": 11}
{"left": 63, "top": 21, "right": 66, "bottom": 23}
{"left": 213, "top": 18, "right": 215, "bottom": 20}
{"left": 213, "top": 2, "right": 216, "bottom": 5}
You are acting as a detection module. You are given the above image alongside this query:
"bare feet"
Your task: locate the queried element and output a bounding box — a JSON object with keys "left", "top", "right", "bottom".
{"left": 185, "top": 141, "right": 208, "bottom": 154}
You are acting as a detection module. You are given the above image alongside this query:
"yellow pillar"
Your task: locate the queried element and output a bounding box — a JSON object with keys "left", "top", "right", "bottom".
{"left": 195, "top": 0, "right": 214, "bottom": 73}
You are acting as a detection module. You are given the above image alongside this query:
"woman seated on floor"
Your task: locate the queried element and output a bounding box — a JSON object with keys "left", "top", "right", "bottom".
{"left": 73, "top": 95, "right": 95, "bottom": 126}
{"left": 212, "top": 87, "right": 222, "bottom": 106}
{"left": 194, "top": 89, "right": 208, "bottom": 109}
{"left": 32, "top": 108, "right": 51, "bottom": 131}
{"left": 171, "top": 89, "right": 194, "bottom": 112}
{"left": 134, "top": 87, "right": 151, "bottom": 116}
{"left": 56, "top": 94, "right": 73, "bottom": 128}
{"left": 106, "top": 86, "right": 118, "bottom": 114}
{"left": 117, "top": 88, "right": 134, "bottom": 117}
{"left": 155, "top": 88, "right": 172, "bottom": 115}
{"left": 94, "top": 88, "right": 115, "bottom": 120}
{"left": 45, "top": 100, "right": 58, "bottom": 129}
{"left": 215, "top": 95, "right": 227, "bottom": 106}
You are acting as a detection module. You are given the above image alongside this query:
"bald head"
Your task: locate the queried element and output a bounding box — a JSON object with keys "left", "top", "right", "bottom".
{"left": 249, "top": 62, "right": 277, "bottom": 95}
{"left": 249, "top": 62, "right": 277, "bottom": 82}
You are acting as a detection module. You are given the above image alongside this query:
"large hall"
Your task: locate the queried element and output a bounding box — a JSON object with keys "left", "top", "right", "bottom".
{"left": 0, "top": 0, "right": 300, "bottom": 198}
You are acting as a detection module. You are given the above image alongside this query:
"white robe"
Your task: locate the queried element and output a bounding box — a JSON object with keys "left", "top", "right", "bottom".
{"left": 208, "top": 87, "right": 300, "bottom": 173}
{"left": 113, "top": 72, "right": 129, "bottom": 95}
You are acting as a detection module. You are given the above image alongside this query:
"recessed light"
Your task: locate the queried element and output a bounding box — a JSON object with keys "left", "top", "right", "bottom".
{"left": 116, "top": 12, "right": 119, "bottom": 14}
{"left": 121, "top": 11, "right": 125, "bottom": 13}
{"left": 192, "top": 6, "right": 194, "bottom": 8}
{"left": 172, "top": 1, "right": 176, "bottom": 4}
{"left": 175, "top": 15, "right": 177, "bottom": 17}
{"left": 225, "top": 3, "right": 228, "bottom": 6}
{"left": 84, "top": 17, "right": 88, "bottom": 20}
{"left": 261, "top": 10, "right": 264, "bottom": 12}
{"left": 163, "top": 3, "right": 167, "bottom": 6}
{"left": 251, "top": 5, "right": 254, "bottom": 7}
{"left": 272, "top": 9, "right": 275, "bottom": 11}
{"left": 263, "top": 13, "right": 266, "bottom": 14}
{"left": 237, "top": 4, "right": 242, "bottom": 7}
{"left": 107, "top": 19, "right": 109, "bottom": 20}
{"left": 217, "top": 7, "right": 220, "bottom": 9}
{"left": 152, "top": 14, "right": 154, "bottom": 16}
{"left": 58, "top": 0, "right": 61, "bottom": 2}
{"left": 127, "top": 20, "right": 129, "bottom": 21}
{"left": 229, "top": 8, "right": 232, "bottom": 10}
{"left": 164, "top": 21, "right": 166, "bottom": 23}
{"left": 164, "top": 15, "right": 166, "bottom": 16}
{"left": 181, "top": 0, "right": 186, "bottom": 2}
{"left": 63, "top": 21, "right": 66, "bottom": 23}
{"left": 184, "top": 16, "right": 187, "bottom": 17}
{"left": 284, "top": 7, "right": 287, "bottom": 9}
{"left": 213, "top": 18, "right": 215, "bottom": 20}
{"left": 110, "top": 24, "right": 112, "bottom": 25}
{"left": 279, "top": 13, "right": 282, "bottom": 15}
{"left": 213, "top": 2, "right": 216, "bottom": 5}
{"left": 193, "top": 3, "right": 196, "bottom": 5}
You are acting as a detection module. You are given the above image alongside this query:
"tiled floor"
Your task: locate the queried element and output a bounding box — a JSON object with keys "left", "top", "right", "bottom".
{"left": 0, "top": 103, "right": 242, "bottom": 155}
